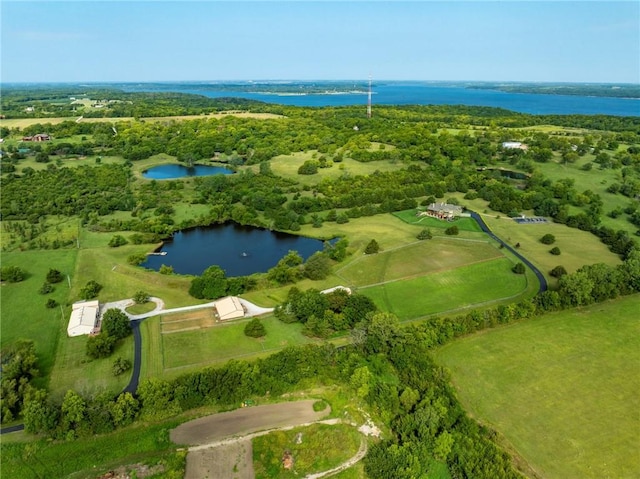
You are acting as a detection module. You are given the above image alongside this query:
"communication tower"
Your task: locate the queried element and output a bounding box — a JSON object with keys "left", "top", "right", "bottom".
{"left": 367, "top": 77, "right": 372, "bottom": 119}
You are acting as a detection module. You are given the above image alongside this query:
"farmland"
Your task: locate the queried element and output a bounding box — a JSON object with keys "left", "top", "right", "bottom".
{"left": 434, "top": 295, "right": 640, "bottom": 479}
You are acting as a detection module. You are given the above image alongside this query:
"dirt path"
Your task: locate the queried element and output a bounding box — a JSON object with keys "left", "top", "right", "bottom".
{"left": 171, "top": 400, "right": 330, "bottom": 446}
{"left": 305, "top": 437, "right": 368, "bottom": 479}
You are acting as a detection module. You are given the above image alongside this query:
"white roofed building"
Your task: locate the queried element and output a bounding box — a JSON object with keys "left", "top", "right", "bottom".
{"left": 67, "top": 300, "right": 100, "bottom": 337}
{"left": 215, "top": 296, "right": 245, "bottom": 321}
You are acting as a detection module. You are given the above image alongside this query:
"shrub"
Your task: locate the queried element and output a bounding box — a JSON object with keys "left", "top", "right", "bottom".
{"left": 550, "top": 265, "right": 568, "bottom": 278}
{"left": 512, "top": 262, "right": 526, "bottom": 274}
{"left": 445, "top": 225, "right": 459, "bottom": 235}
{"left": 540, "top": 234, "right": 556, "bottom": 245}
{"left": 417, "top": 228, "right": 433, "bottom": 240}
{"left": 298, "top": 160, "right": 319, "bottom": 175}
{"left": 133, "top": 290, "right": 150, "bottom": 304}
{"left": 336, "top": 213, "right": 349, "bottom": 224}
{"left": 159, "top": 264, "right": 174, "bottom": 275}
{"left": 46, "top": 268, "right": 64, "bottom": 283}
{"left": 86, "top": 334, "right": 115, "bottom": 359}
{"left": 127, "top": 253, "right": 147, "bottom": 266}
{"left": 244, "top": 318, "right": 266, "bottom": 338}
{"left": 108, "top": 235, "right": 129, "bottom": 248}
{"left": 112, "top": 357, "right": 132, "bottom": 376}
{"left": 364, "top": 239, "right": 380, "bottom": 254}
{"left": 549, "top": 246, "right": 561, "bottom": 255}
{"left": 80, "top": 280, "right": 102, "bottom": 300}
{"left": 45, "top": 298, "right": 58, "bottom": 309}
{"left": 39, "top": 282, "right": 54, "bottom": 295}
{"left": 0, "top": 266, "right": 26, "bottom": 283}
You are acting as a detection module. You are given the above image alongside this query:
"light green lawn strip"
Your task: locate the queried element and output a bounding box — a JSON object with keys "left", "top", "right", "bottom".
{"left": 140, "top": 316, "right": 164, "bottom": 379}
{"left": 361, "top": 258, "right": 527, "bottom": 321}
{"left": 434, "top": 295, "right": 640, "bottom": 479}
{"left": 161, "top": 316, "right": 316, "bottom": 370}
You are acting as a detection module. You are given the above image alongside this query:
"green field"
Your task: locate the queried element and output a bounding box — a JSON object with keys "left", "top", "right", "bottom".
{"left": 434, "top": 295, "right": 640, "bottom": 479}
{"left": 337, "top": 238, "right": 502, "bottom": 287}
{"left": 252, "top": 423, "right": 362, "bottom": 478}
{"left": 155, "top": 314, "right": 317, "bottom": 374}
{"left": 362, "top": 257, "right": 530, "bottom": 320}
{"left": 0, "top": 249, "right": 77, "bottom": 385}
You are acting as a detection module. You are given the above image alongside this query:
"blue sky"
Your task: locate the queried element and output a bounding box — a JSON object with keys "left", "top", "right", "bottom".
{"left": 1, "top": 1, "right": 638, "bottom": 83}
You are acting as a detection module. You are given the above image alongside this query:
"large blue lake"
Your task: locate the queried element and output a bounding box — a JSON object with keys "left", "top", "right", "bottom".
{"left": 141, "top": 222, "right": 327, "bottom": 277}
{"left": 124, "top": 82, "right": 639, "bottom": 116}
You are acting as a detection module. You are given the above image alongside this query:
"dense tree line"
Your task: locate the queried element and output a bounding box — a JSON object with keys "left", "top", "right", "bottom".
{"left": 1, "top": 164, "right": 133, "bottom": 221}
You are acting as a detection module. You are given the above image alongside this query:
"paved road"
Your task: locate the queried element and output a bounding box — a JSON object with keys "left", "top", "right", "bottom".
{"left": 470, "top": 211, "right": 548, "bottom": 293}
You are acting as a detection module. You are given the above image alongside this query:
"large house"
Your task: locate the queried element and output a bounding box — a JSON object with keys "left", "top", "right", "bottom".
{"left": 67, "top": 300, "right": 101, "bottom": 337}
{"left": 420, "top": 202, "right": 463, "bottom": 221}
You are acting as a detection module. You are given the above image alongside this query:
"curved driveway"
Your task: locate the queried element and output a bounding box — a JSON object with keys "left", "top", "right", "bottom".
{"left": 470, "top": 211, "right": 548, "bottom": 293}
{"left": 116, "top": 297, "right": 273, "bottom": 395}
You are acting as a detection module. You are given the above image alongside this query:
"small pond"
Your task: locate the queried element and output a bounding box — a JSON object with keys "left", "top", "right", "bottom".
{"left": 141, "top": 223, "right": 328, "bottom": 276}
{"left": 142, "top": 164, "right": 234, "bottom": 180}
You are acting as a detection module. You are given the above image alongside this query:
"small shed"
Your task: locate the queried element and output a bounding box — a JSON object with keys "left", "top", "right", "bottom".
{"left": 215, "top": 296, "right": 245, "bottom": 321}
{"left": 67, "top": 300, "right": 100, "bottom": 337}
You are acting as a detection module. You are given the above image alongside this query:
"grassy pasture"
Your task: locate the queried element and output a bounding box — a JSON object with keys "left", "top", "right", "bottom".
{"left": 252, "top": 423, "right": 361, "bottom": 479}
{"left": 481, "top": 214, "right": 621, "bottom": 279}
{"left": 156, "top": 313, "right": 316, "bottom": 374}
{"left": 362, "top": 257, "right": 529, "bottom": 321}
{"left": 337, "top": 238, "right": 502, "bottom": 287}
{"left": 434, "top": 294, "right": 640, "bottom": 479}
{"left": 444, "top": 193, "right": 622, "bottom": 279}
{"left": 269, "top": 151, "right": 412, "bottom": 185}
{"left": 0, "top": 249, "right": 77, "bottom": 385}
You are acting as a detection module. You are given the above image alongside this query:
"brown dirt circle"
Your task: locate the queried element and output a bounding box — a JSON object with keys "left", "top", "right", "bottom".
{"left": 170, "top": 399, "right": 330, "bottom": 446}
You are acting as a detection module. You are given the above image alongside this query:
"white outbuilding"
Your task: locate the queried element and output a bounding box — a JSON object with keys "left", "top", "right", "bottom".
{"left": 214, "top": 296, "right": 245, "bottom": 321}
{"left": 67, "top": 300, "right": 100, "bottom": 337}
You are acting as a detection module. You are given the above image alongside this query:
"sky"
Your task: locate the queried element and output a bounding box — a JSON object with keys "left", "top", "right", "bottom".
{"left": 1, "top": 1, "right": 638, "bottom": 83}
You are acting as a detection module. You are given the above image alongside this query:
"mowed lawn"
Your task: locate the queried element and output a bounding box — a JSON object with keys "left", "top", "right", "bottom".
{"left": 149, "top": 313, "right": 316, "bottom": 374}
{"left": 362, "top": 257, "right": 528, "bottom": 320}
{"left": 434, "top": 295, "right": 640, "bottom": 479}
{"left": 337, "top": 238, "right": 502, "bottom": 287}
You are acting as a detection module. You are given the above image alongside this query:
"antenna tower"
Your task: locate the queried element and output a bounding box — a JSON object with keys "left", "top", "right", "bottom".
{"left": 367, "top": 77, "right": 372, "bottom": 119}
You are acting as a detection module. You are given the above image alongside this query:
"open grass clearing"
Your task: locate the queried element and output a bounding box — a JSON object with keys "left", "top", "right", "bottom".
{"left": 337, "top": 238, "right": 502, "bottom": 287}
{"left": 361, "top": 257, "right": 529, "bottom": 321}
{"left": 0, "top": 249, "right": 77, "bottom": 385}
{"left": 252, "top": 423, "right": 362, "bottom": 479}
{"left": 125, "top": 301, "right": 157, "bottom": 315}
{"left": 48, "top": 334, "right": 134, "bottom": 400}
{"left": 160, "top": 315, "right": 316, "bottom": 371}
{"left": 70, "top": 244, "right": 197, "bottom": 307}
{"left": 434, "top": 294, "right": 640, "bottom": 479}
{"left": 445, "top": 192, "right": 622, "bottom": 280}
{"left": 268, "top": 150, "right": 414, "bottom": 186}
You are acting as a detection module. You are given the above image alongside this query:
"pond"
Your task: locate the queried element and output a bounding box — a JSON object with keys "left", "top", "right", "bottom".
{"left": 141, "top": 223, "right": 328, "bottom": 276}
{"left": 142, "top": 164, "right": 234, "bottom": 179}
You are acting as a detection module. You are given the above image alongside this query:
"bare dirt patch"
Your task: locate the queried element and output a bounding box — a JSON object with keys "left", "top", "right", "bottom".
{"left": 184, "top": 439, "right": 254, "bottom": 479}
{"left": 171, "top": 400, "right": 330, "bottom": 446}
